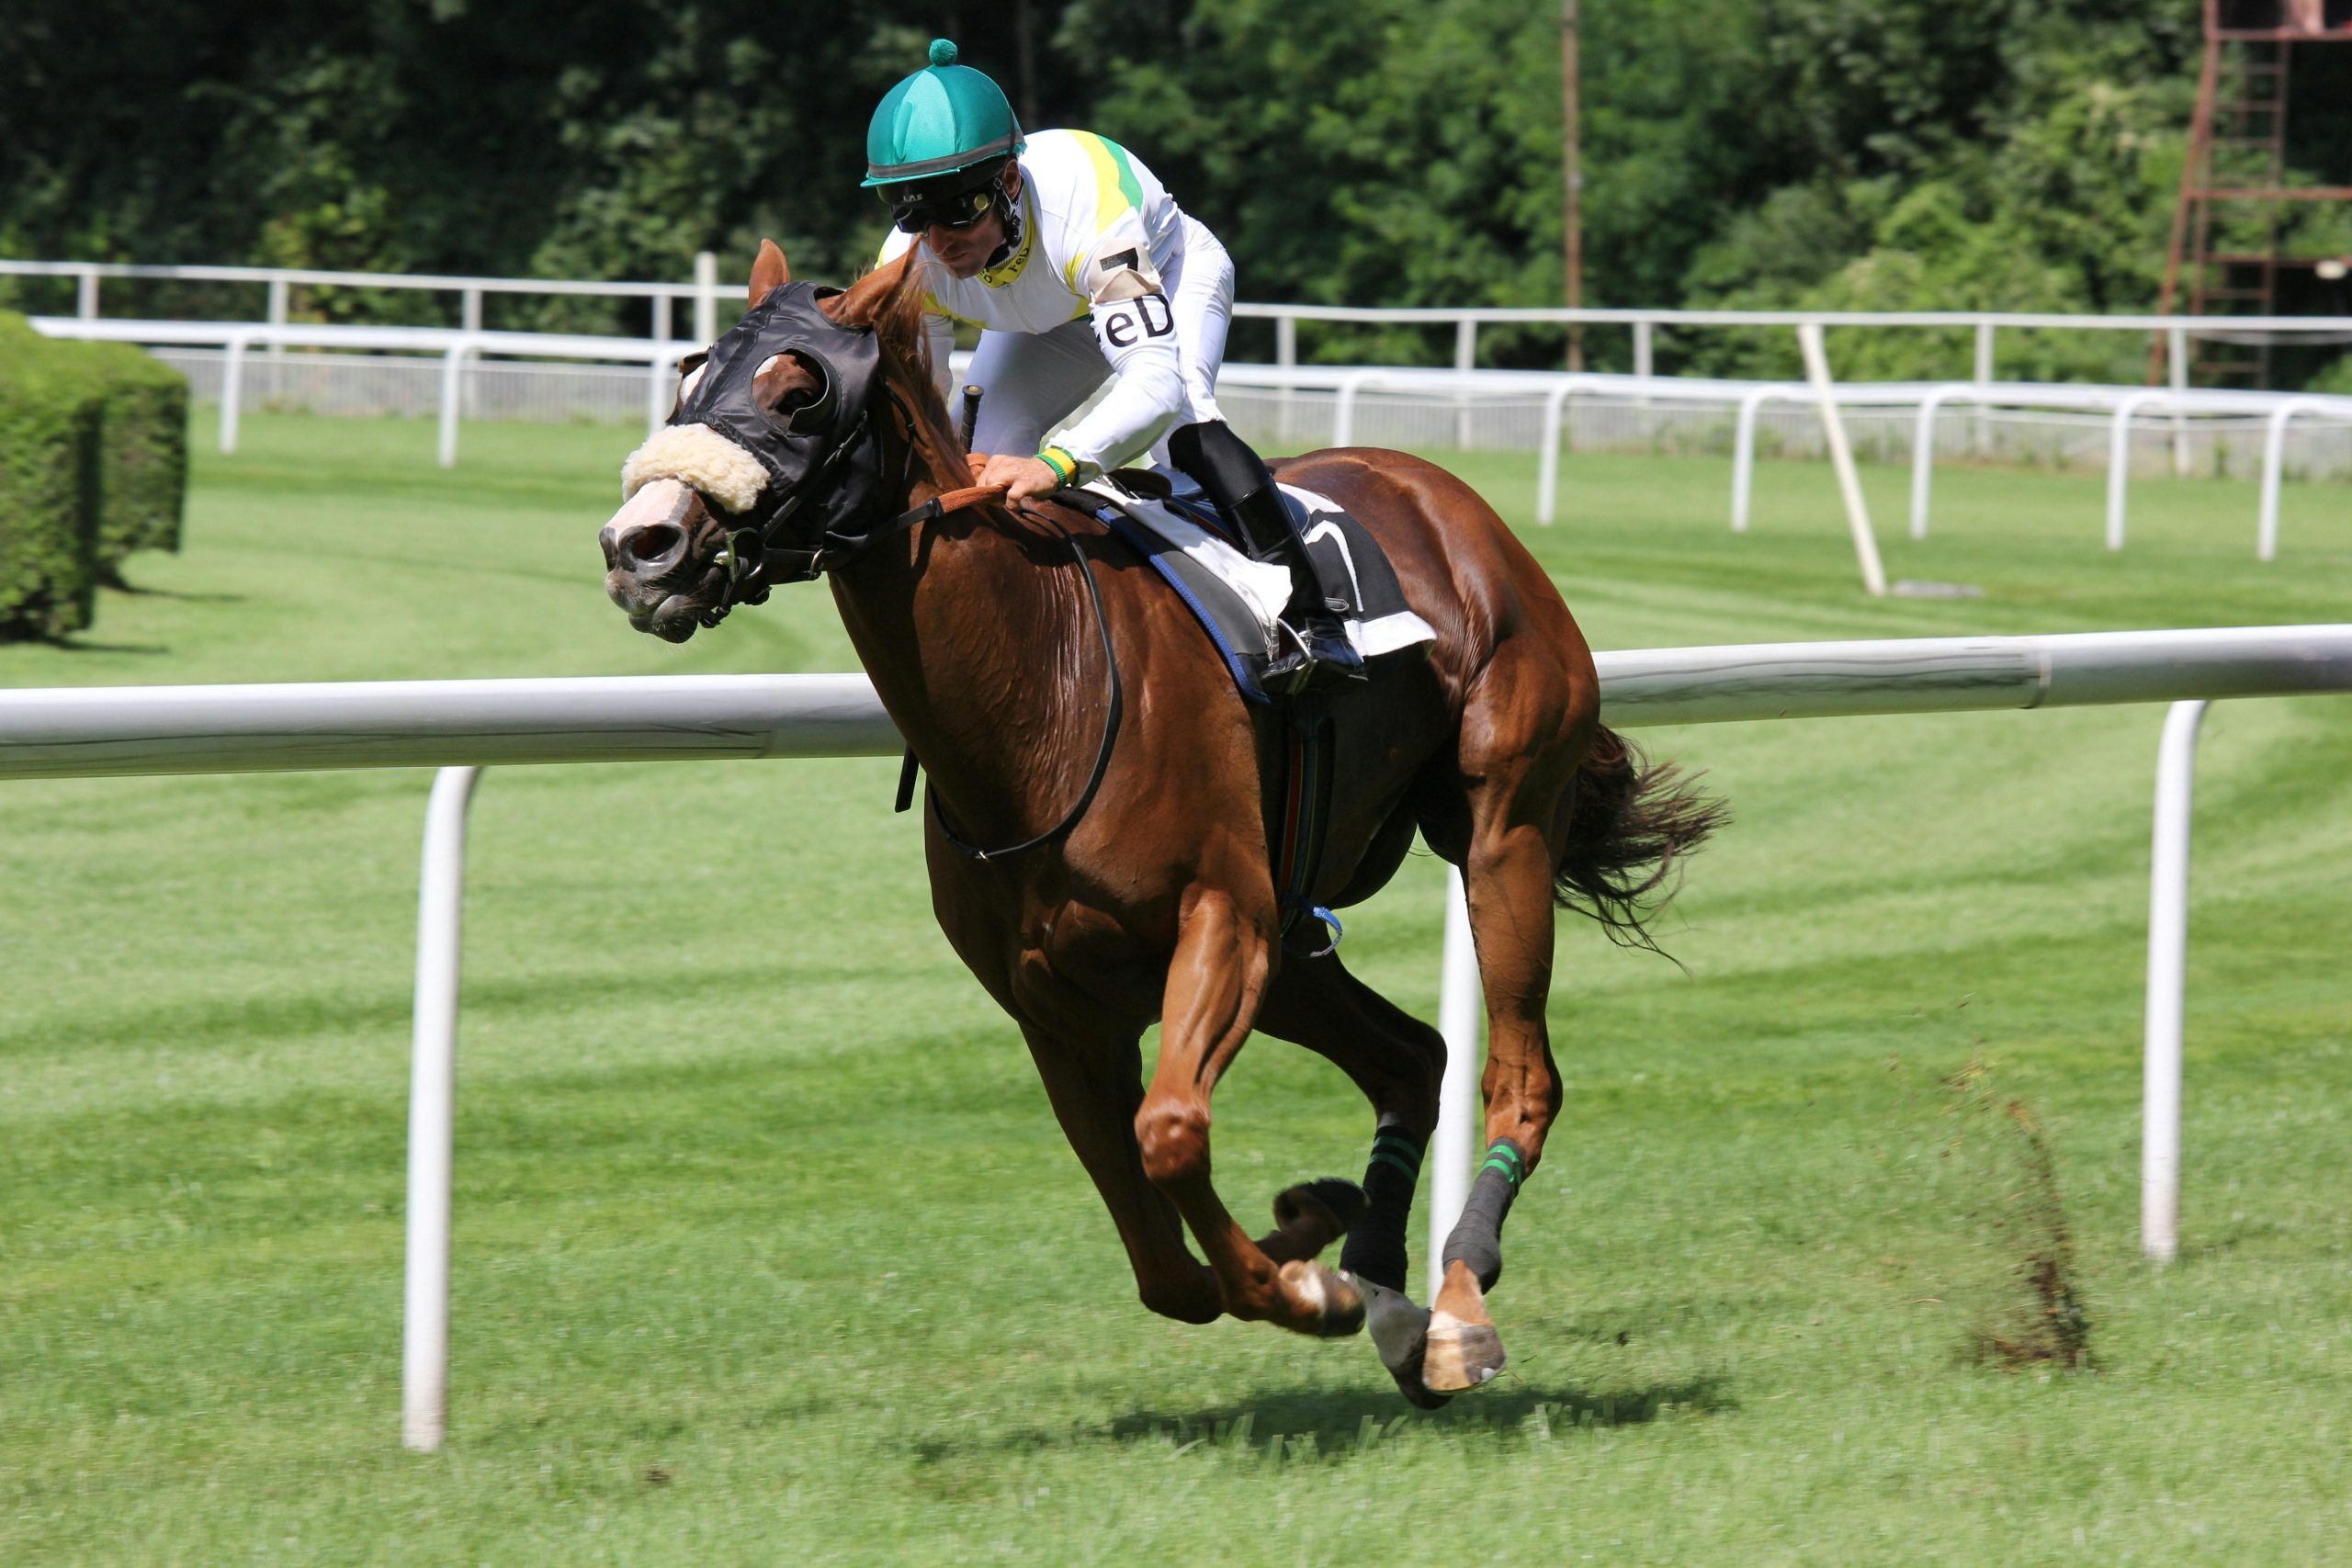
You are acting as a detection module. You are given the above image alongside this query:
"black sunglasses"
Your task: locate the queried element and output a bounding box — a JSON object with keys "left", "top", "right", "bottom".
{"left": 889, "top": 186, "right": 995, "bottom": 236}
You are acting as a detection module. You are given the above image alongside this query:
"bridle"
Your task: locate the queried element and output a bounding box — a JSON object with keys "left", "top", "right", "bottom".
{"left": 662, "top": 279, "right": 1123, "bottom": 861}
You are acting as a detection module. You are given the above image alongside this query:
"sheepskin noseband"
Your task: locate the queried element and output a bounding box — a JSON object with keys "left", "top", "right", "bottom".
{"left": 620, "top": 423, "right": 770, "bottom": 516}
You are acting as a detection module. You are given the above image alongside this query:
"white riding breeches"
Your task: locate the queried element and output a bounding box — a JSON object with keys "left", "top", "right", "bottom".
{"left": 969, "top": 213, "right": 1233, "bottom": 466}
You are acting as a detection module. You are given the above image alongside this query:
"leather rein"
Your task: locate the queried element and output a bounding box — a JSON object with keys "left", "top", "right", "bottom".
{"left": 800, "top": 385, "right": 1126, "bottom": 864}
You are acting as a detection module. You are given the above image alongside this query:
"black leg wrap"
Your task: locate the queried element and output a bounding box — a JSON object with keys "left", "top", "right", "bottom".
{"left": 1440, "top": 1137, "right": 1526, "bottom": 1292}
{"left": 1168, "top": 418, "right": 1363, "bottom": 693}
{"left": 1339, "top": 1124, "right": 1426, "bottom": 1292}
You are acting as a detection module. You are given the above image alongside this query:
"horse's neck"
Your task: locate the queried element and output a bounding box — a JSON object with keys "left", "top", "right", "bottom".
{"left": 830, "top": 466, "right": 1096, "bottom": 846}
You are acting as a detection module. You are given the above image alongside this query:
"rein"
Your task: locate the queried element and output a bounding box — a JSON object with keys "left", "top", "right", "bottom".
{"left": 865, "top": 393, "right": 1125, "bottom": 864}
{"left": 922, "top": 513, "right": 1124, "bottom": 863}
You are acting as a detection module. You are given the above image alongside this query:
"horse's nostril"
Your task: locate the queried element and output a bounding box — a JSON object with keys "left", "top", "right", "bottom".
{"left": 599, "top": 526, "right": 620, "bottom": 570}
{"left": 619, "top": 524, "right": 685, "bottom": 574}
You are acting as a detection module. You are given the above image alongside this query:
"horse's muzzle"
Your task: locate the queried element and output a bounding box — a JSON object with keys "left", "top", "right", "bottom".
{"left": 601, "top": 479, "right": 722, "bottom": 641}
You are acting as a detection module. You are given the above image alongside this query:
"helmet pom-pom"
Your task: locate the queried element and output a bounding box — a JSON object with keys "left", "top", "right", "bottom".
{"left": 928, "top": 39, "right": 958, "bottom": 67}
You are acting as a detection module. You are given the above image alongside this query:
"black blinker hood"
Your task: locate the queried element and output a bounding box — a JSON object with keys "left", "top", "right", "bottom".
{"left": 670, "top": 279, "right": 892, "bottom": 583}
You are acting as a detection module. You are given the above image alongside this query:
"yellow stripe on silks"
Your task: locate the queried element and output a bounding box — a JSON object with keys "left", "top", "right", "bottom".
{"left": 1066, "top": 132, "right": 1148, "bottom": 294}
{"left": 1071, "top": 131, "right": 1138, "bottom": 228}
{"left": 924, "top": 292, "right": 985, "bottom": 329}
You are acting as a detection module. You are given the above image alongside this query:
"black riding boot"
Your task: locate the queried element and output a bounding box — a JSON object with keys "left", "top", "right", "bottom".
{"left": 1166, "top": 421, "right": 1366, "bottom": 695}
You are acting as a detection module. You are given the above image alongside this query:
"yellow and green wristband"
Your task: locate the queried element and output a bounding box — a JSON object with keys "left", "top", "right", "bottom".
{"left": 1035, "top": 446, "right": 1079, "bottom": 487}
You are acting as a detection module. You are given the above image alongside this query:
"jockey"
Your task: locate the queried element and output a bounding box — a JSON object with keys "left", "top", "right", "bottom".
{"left": 865, "top": 39, "right": 1363, "bottom": 694}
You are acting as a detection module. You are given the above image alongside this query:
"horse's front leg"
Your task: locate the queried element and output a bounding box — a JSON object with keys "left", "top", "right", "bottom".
{"left": 1016, "top": 1021, "right": 1224, "bottom": 1325}
{"left": 1134, "top": 889, "right": 1364, "bottom": 1337}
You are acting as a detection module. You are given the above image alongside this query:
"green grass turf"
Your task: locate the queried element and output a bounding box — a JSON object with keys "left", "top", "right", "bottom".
{"left": 3, "top": 412, "right": 2348, "bottom": 1563}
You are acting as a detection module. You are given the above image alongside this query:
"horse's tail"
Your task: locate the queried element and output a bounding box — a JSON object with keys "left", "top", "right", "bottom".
{"left": 1552, "top": 725, "right": 1727, "bottom": 954}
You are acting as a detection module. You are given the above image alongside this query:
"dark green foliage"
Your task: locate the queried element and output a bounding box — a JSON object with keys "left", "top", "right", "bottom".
{"left": 2, "top": 1, "right": 2346, "bottom": 381}
{"left": 80, "top": 340, "right": 189, "bottom": 576}
{"left": 0, "top": 314, "right": 100, "bottom": 639}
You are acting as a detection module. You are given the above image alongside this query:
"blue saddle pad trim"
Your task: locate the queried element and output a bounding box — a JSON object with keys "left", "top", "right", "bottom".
{"left": 1092, "top": 508, "right": 1274, "bottom": 705}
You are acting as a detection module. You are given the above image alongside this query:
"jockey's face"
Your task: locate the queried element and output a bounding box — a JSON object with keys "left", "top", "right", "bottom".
{"left": 922, "top": 163, "right": 1022, "bottom": 280}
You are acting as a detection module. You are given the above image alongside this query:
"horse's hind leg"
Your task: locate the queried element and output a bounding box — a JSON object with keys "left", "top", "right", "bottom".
{"left": 1425, "top": 644, "right": 1596, "bottom": 1392}
{"left": 1253, "top": 951, "right": 1452, "bottom": 1406}
{"left": 1018, "top": 1023, "right": 1224, "bottom": 1325}
{"left": 1135, "top": 889, "right": 1364, "bottom": 1337}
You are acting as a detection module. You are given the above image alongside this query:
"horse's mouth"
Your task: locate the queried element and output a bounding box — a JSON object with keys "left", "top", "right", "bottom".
{"left": 605, "top": 570, "right": 726, "bottom": 643}
{"left": 601, "top": 478, "right": 728, "bottom": 642}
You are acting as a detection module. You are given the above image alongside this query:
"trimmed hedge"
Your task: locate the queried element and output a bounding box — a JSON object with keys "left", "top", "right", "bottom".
{"left": 0, "top": 314, "right": 102, "bottom": 639}
{"left": 0, "top": 314, "right": 191, "bottom": 637}
{"left": 84, "top": 338, "right": 188, "bottom": 576}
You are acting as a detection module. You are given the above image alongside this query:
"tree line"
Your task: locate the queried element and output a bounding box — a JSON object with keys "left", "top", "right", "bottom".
{"left": 3, "top": 0, "right": 2347, "bottom": 385}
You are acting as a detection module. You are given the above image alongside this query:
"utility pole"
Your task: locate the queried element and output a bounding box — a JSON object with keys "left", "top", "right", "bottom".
{"left": 1561, "top": 0, "right": 1584, "bottom": 371}
{"left": 1015, "top": 0, "right": 1041, "bottom": 133}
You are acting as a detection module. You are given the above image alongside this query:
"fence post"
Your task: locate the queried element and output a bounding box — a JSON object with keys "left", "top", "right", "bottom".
{"left": 1910, "top": 387, "right": 1965, "bottom": 541}
{"left": 437, "top": 341, "right": 476, "bottom": 469}
{"left": 2107, "top": 392, "right": 2167, "bottom": 552}
{"left": 1972, "top": 318, "right": 1995, "bottom": 457}
{"left": 404, "top": 764, "right": 484, "bottom": 1451}
{"left": 1453, "top": 318, "right": 1477, "bottom": 449}
{"left": 647, "top": 346, "right": 676, "bottom": 434}
{"left": 220, "top": 333, "right": 254, "bottom": 455}
{"left": 1535, "top": 379, "right": 1580, "bottom": 526}
{"left": 2168, "top": 324, "right": 2191, "bottom": 478}
{"left": 266, "top": 276, "right": 290, "bottom": 400}
{"left": 1633, "top": 319, "right": 1655, "bottom": 438}
{"left": 1430, "top": 865, "right": 1480, "bottom": 1292}
{"left": 76, "top": 266, "right": 99, "bottom": 321}
{"left": 1332, "top": 371, "right": 1383, "bottom": 448}
{"left": 694, "top": 251, "right": 718, "bottom": 347}
{"left": 2142, "top": 701, "right": 2206, "bottom": 1265}
{"left": 1275, "top": 313, "right": 1298, "bottom": 449}
{"left": 2257, "top": 400, "right": 2325, "bottom": 562}
{"left": 1796, "top": 324, "right": 1888, "bottom": 596}
{"left": 459, "top": 289, "right": 484, "bottom": 418}
{"left": 1730, "top": 388, "right": 1775, "bottom": 534}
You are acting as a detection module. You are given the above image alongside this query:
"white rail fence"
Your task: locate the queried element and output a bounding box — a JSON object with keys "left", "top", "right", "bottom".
{"left": 6, "top": 626, "right": 2348, "bottom": 1449}
{"left": 11, "top": 253, "right": 2352, "bottom": 386}
{"left": 27, "top": 317, "right": 2352, "bottom": 569}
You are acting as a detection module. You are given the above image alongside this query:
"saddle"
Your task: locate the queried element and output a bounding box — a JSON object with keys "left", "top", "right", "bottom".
{"left": 1081, "top": 468, "right": 1435, "bottom": 705}
{"left": 1081, "top": 468, "right": 1436, "bottom": 953}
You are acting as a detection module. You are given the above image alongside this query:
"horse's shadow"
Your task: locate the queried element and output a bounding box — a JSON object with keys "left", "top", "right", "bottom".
{"left": 910, "top": 1374, "right": 1735, "bottom": 1466}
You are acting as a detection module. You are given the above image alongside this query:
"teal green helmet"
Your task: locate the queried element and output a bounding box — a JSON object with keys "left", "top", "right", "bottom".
{"left": 863, "top": 39, "right": 1024, "bottom": 190}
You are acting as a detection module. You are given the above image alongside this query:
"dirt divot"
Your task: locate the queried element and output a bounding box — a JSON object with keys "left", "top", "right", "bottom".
{"left": 1939, "top": 1058, "right": 2094, "bottom": 1371}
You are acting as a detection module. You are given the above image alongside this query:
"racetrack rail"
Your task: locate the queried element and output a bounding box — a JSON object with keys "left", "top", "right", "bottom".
{"left": 5, "top": 626, "right": 2350, "bottom": 779}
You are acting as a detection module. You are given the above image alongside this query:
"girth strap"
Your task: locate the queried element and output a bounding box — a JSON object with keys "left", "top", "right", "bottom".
{"left": 1274, "top": 691, "right": 1342, "bottom": 956}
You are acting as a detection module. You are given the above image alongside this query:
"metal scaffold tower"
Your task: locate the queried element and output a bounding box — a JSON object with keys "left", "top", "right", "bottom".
{"left": 2154, "top": 0, "right": 2352, "bottom": 387}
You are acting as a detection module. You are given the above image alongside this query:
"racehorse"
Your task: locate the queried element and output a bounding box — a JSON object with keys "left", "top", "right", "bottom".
{"left": 599, "top": 243, "right": 1722, "bottom": 1404}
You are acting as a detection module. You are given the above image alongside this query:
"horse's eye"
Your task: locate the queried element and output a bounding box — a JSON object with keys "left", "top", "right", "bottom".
{"left": 765, "top": 354, "right": 835, "bottom": 433}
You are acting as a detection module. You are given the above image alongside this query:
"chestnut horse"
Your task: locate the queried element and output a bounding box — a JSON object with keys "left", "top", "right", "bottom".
{"left": 599, "top": 243, "right": 1720, "bottom": 1404}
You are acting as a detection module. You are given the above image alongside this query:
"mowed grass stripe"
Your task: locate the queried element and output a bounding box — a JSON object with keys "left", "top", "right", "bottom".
{"left": 1, "top": 414, "right": 2346, "bottom": 1562}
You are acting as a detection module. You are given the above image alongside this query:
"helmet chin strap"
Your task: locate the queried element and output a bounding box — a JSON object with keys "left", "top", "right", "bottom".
{"left": 982, "top": 164, "right": 1024, "bottom": 270}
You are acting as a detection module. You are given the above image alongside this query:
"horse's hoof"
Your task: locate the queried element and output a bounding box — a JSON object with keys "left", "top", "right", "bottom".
{"left": 1391, "top": 1353, "right": 1455, "bottom": 1408}
{"left": 1278, "top": 1259, "right": 1365, "bottom": 1338}
{"left": 1422, "top": 1259, "right": 1507, "bottom": 1393}
{"left": 1344, "top": 1272, "right": 1453, "bottom": 1410}
{"left": 1273, "top": 1177, "right": 1367, "bottom": 1236}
